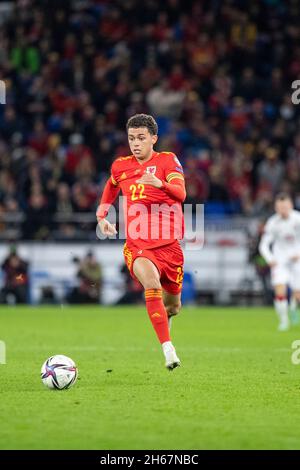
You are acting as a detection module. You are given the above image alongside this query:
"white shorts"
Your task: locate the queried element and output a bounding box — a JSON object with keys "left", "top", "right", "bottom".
{"left": 271, "top": 260, "right": 300, "bottom": 290}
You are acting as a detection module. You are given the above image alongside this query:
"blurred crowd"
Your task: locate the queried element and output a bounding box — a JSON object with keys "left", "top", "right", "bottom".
{"left": 0, "top": 246, "right": 104, "bottom": 304}
{"left": 0, "top": 245, "right": 143, "bottom": 305}
{"left": 1, "top": 0, "right": 300, "bottom": 239}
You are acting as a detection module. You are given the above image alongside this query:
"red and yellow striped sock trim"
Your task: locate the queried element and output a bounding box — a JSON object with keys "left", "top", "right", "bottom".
{"left": 145, "top": 288, "right": 163, "bottom": 300}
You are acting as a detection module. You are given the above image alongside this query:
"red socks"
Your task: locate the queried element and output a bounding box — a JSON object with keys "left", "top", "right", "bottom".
{"left": 145, "top": 288, "right": 170, "bottom": 344}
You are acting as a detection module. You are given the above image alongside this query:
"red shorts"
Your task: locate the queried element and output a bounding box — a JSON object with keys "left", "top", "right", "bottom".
{"left": 123, "top": 240, "right": 184, "bottom": 295}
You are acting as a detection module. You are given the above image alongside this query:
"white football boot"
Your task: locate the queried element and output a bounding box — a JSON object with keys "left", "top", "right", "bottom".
{"left": 278, "top": 320, "right": 290, "bottom": 332}
{"left": 162, "top": 341, "right": 181, "bottom": 370}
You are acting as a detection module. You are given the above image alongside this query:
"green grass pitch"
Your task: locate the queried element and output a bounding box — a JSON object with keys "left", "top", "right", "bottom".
{"left": 1, "top": 305, "right": 300, "bottom": 449}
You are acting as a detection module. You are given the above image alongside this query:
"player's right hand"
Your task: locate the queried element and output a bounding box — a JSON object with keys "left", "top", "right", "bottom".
{"left": 98, "top": 218, "right": 117, "bottom": 236}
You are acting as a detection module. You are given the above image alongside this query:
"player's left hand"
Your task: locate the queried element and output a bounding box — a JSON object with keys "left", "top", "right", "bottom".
{"left": 290, "top": 255, "right": 300, "bottom": 262}
{"left": 136, "top": 172, "right": 163, "bottom": 188}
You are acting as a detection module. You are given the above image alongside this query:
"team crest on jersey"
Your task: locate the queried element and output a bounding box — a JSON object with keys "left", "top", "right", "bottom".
{"left": 146, "top": 166, "right": 157, "bottom": 175}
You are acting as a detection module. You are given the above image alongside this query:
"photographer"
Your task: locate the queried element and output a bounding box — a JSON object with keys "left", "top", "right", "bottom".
{"left": 1, "top": 246, "right": 29, "bottom": 304}
{"left": 67, "top": 251, "right": 102, "bottom": 304}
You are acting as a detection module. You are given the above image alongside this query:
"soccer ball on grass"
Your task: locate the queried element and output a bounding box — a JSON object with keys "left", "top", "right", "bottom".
{"left": 41, "top": 355, "right": 78, "bottom": 390}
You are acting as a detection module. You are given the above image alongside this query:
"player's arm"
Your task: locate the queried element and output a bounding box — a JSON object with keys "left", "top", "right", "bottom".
{"left": 162, "top": 153, "right": 186, "bottom": 202}
{"left": 258, "top": 221, "right": 276, "bottom": 266}
{"left": 136, "top": 173, "right": 186, "bottom": 202}
{"left": 96, "top": 171, "right": 120, "bottom": 235}
{"left": 291, "top": 213, "right": 300, "bottom": 261}
{"left": 136, "top": 153, "right": 186, "bottom": 202}
{"left": 160, "top": 178, "right": 186, "bottom": 202}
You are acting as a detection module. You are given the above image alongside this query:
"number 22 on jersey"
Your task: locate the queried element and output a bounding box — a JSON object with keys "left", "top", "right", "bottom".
{"left": 129, "top": 184, "right": 147, "bottom": 201}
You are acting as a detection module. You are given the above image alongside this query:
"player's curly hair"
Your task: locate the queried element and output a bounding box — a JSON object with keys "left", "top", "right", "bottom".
{"left": 126, "top": 114, "right": 158, "bottom": 135}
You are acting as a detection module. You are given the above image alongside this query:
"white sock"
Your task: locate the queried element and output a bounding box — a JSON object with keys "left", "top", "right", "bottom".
{"left": 168, "top": 316, "right": 173, "bottom": 331}
{"left": 289, "top": 297, "right": 299, "bottom": 324}
{"left": 162, "top": 341, "right": 173, "bottom": 352}
{"left": 290, "top": 297, "right": 297, "bottom": 312}
{"left": 274, "top": 298, "right": 289, "bottom": 325}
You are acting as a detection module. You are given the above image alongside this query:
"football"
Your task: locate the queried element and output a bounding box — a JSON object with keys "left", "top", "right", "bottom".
{"left": 41, "top": 355, "right": 78, "bottom": 390}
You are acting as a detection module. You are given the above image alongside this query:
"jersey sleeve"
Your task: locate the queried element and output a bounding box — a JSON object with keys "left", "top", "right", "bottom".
{"left": 110, "top": 161, "right": 119, "bottom": 187}
{"left": 295, "top": 211, "right": 300, "bottom": 234}
{"left": 163, "top": 153, "right": 185, "bottom": 184}
{"left": 259, "top": 218, "right": 276, "bottom": 264}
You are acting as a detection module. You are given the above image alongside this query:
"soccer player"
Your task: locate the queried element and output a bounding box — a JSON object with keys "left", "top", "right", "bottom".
{"left": 259, "top": 193, "right": 300, "bottom": 331}
{"left": 96, "top": 114, "right": 185, "bottom": 369}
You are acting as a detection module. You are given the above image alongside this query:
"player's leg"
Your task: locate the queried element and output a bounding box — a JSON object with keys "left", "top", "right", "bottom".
{"left": 133, "top": 256, "right": 180, "bottom": 369}
{"left": 160, "top": 241, "right": 184, "bottom": 331}
{"left": 270, "top": 263, "right": 289, "bottom": 331}
{"left": 273, "top": 284, "right": 289, "bottom": 331}
{"left": 289, "top": 262, "right": 300, "bottom": 325}
{"left": 289, "top": 292, "right": 300, "bottom": 325}
{"left": 163, "top": 291, "right": 182, "bottom": 330}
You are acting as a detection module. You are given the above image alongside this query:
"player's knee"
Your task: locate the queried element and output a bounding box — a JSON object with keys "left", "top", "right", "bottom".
{"left": 166, "top": 301, "right": 181, "bottom": 317}
{"left": 142, "top": 277, "right": 161, "bottom": 290}
{"left": 274, "top": 286, "right": 287, "bottom": 298}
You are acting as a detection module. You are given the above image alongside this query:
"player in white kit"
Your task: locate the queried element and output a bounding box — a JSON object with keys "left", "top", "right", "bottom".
{"left": 259, "top": 193, "right": 300, "bottom": 331}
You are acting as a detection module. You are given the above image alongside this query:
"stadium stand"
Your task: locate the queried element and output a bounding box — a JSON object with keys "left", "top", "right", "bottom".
{"left": 0, "top": 0, "right": 300, "bottom": 240}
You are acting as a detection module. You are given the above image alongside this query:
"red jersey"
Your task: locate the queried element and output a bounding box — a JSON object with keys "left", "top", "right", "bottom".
{"left": 98, "top": 151, "right": 186, "bottom": 250}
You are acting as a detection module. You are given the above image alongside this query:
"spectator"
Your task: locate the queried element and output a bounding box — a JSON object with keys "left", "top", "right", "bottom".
{"left": 207, "top": 164, "right": 230, "bottom": 204}
{"left": 146, "top": 79, "right": 186, "bottom": 119}
{"left": 184, "top": 157, "right": 209, "bottom": 203}
{"left": 1, "top": 246, "right": 29, "bottom": 304}
{"left": 55, "top": 182, "right": 74, "bottom": 217}
{"left": 22, "top": 187, "right": 49, "bottom": 240}
{"left": 257, "top": 147, "right": 285, "bottom": 194}
{"left": 64, "top": 134, "right": 93, "bottom": 183}
{"left": 67, "top": 252, "right": 102, "bottom": 304}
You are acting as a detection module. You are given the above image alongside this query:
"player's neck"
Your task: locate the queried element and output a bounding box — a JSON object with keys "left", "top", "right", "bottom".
{"left": 135, "top": 150, "right": 155, "bottom": 165}
{"left": 280, "top": 211, "right": 292, "bottom": 219}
